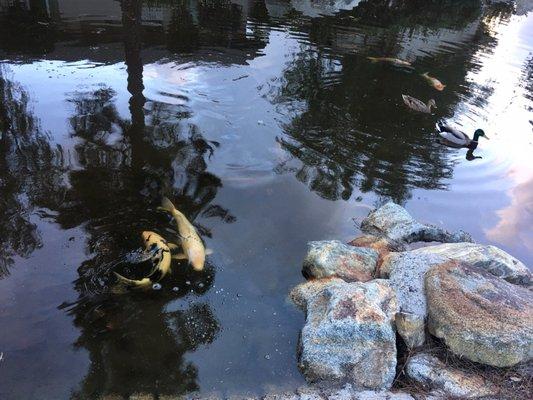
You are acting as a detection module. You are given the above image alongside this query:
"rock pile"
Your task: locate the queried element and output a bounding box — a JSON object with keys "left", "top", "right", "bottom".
{"left": 289, "top": 202, "right": 532, "bottom": 397}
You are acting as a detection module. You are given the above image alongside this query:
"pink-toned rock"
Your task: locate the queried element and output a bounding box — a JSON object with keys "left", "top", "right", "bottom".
{"left": 426, "top": 261, "right": 533, "bottom": 367}
{"left": 303, "top": 240, "right": 378, "bottom": 282}
{"left": 290, "top": 278, "right": 398, "bottom": 389}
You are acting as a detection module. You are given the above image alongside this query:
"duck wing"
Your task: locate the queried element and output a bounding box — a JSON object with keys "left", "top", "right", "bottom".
{"left": 437, "top": 122, "right": 470, "bottom": 141}
{"left": 402, "top": 94, "right": 428, "bottom": 113}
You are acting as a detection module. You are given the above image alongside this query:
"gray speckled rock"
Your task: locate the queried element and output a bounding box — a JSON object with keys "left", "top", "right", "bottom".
{"left": 263, "top": 385, "right": 415, "bottom": 400}
{"left": 395, "top": 312, "right": 425, "bottom": 349}
{"left": 348, "top": 235, "right": 406, "bottom": 270}
{"left": 426, "top": 261, "right": 533, "bottom": 367}
{"left": 378, "top": 242, "right": 531, "bottom": 348}
{"left": 406, "top": 353, "right": 497, "bottom": 398}
{"left": 303, "top": 241, "right": 378, "bottom": 282}
{"left": 290, "top": 279, "right": 398, "bottom": 389}
{"left": 379, "top": 251, "right": 440, "bottom": 319}
{"left": 410, "top": 242, "right": 531, "bottom": 286}
{"left": 352, "top": 392, "right": 415, "bottom": 400}
{"left": 360, "top": 202, "right": 472, "bottom": 244}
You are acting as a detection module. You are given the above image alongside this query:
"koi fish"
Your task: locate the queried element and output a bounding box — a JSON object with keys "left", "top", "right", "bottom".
{"left": 114, "top": 231, "right": 177, "bottom": 288}
{"left": 160, "top": 197, "right": 211, "bottom": 271}
{"left": 367, "top": 57, "right": 411, "bottom": 66}
{"left": 421, "top": 72, "right": 445, "bottom": 91}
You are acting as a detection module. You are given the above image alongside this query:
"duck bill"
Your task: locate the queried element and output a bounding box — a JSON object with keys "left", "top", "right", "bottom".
{"left": 483, "top": 135, "right": 490, "bottom": 140}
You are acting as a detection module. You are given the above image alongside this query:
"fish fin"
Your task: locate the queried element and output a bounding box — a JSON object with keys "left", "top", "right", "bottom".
{"left": 113, "top": 272, "right": 151, "bottom": 288}
{"left": 160, "top": 196, "right": 176, "bottom": 214}
{"left": 172, "top": 253, "right": 188, "bottom": 260}
{"left": 205, "top": 248, "right": 213, "bottom": 256}
{"left": 421, "top": 72, "right": 429, "bottom": 77}
{"left": 167, "top": 242, "right": 179, "bottom": 250}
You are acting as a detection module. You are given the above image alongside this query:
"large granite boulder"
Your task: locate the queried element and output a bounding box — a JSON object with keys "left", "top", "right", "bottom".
{"left": 289, "top": 279, "right": 398, "bottom": 389}
{"left": 406, "top": 353, "right": 497, "bottom": 398}
{"left": 401, "top": 242, "right": 531, "bottom": 286}
{"left": 302, "top": 240, "right": 378, "bottom": 282}
{"left": 378, "top": 242, "right": 531, "bottom": 348}
{"left": 360, "top": 202, "right": 472, "bottom": 244}
{"left": 426, "top": 261, "right": 533, "bottom": 367}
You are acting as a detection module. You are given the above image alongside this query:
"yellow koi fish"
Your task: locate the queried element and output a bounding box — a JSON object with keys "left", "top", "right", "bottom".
{"left": 421, "top": 72, "right": 446, "bottom": 91}
{"left": 160, "top": 197, "right": 211, "bottom": 271}
{"left": 367, "top": 57, "right": 411, "bottom": 66}
{"left": 114, "top": 231, "right": 177, "bottom": 288}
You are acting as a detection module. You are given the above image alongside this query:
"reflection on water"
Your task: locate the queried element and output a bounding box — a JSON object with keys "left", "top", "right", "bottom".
{"left": 0, "top": 0, "right": 532, "bottom": 399}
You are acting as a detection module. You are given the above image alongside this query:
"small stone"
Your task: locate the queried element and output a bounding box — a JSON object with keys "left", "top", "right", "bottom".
{"left": 172, "top": 287, "right": 179, "bottom": 292}
{"left": 406, "top": 353, "right": 497, "bottom": 398}
{"left": 152, "top": 283, "right": 162, "bottom": 290}
{"left": 264, "top": 354, "right": 271, "bottom": 360}
{"left": 395, "top": 312, "right": 425, "bottom": 349}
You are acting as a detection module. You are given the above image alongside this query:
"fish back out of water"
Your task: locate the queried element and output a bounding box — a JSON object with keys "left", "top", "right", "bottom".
{"left": 160, "top": 196, "right": 209, "bottom": 271}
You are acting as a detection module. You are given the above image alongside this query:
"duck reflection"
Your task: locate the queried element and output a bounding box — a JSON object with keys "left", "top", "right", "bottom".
{"left": 466, "top": 145, "right": 482, "bottom": 161}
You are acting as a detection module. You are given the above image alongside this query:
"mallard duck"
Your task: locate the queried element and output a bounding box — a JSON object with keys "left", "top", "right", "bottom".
{"left": 436, "top": 122, "right": 489, "bottom": 147}
{"left": 402, "top": 95, "right": 436, "bottom": 113}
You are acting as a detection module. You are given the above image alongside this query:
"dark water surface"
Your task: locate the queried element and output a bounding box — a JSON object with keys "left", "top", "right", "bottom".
{"left": 0, "top": 0, "right": 532, "bottom": 399}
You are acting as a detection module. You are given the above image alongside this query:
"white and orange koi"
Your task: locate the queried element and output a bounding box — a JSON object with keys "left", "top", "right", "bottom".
{"left": 421, "top": 72, "right": 446, "bottom": 91}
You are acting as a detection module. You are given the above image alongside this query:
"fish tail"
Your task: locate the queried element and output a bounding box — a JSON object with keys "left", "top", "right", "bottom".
{"left": 367, "top": 57, "right": 378, "bottom": 62}
{"left": 421, "top": 72, "right": 429, "bottom": 77}
{"left": 161, "top": 196, "right": 176, "bottom": 214}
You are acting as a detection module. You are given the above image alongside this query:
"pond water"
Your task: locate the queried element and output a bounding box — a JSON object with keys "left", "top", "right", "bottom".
{"left": 0, "top": 1, "right": 532, "bottom": 399}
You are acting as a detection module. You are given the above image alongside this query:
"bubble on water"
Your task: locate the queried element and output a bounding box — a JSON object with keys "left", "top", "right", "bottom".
{"left": 264, "top": 354, "right": 271, "bottom": 360}
{"left": 172, "top": 287, "right": 179, "bottom": 292}
{"left": 152, "top": 283, "right": 162, "bottom": 290}
{"left": 198, "top": 282, "right": 204, "bottom": 288}
{"left": 185, "top": 280, "right": 191, "bottom": 285}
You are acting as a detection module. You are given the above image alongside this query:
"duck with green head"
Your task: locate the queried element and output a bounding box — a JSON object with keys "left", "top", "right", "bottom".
{"left": 436, "top": 122, "right": 489, "bottom": 147}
